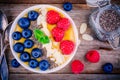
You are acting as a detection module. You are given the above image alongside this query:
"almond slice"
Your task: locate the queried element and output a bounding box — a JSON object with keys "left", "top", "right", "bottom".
{"left": 80, "top": 23, "right": 87, "bottom": 34}
{"left": 82, "top": 34, "right": 93, "bottom": 41}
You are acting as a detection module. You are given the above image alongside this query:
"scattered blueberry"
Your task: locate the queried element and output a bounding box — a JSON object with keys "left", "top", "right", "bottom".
{"left": 20, "top": 52, "right": 30, "bottom": 62}
{"left": 102, "top": 63, "right": 113, "bottom": 73}
{"left": 11, "top": 59, "right": 20, "bottom": 68}
{"left": 22, "top": 29, "right": 32, "bottom": 38}
{"left": 24, "top": 39, "right": 34, "bottom": 48}
{"left": 31, "top": 48, "right": 43, "bottom": 58}
{"left": 29, "top": 59, "right": 38, "bottom": 68}
{"left": 13, "top": 43, "right": 24, "bottom": 53}
{"left": 28, "top": 11, "right": 39, "bottom": 21}
{"left": 39, "top": 60, "right": 50, "bottom": 71}
{"left": 18, "top": 17, "right": 30, "bottom": 29}
{"left": 63, "top": 2, "right": 72, "bottom": 11}
{"left": 12, "top": 32, "right": 22, "bottom": 40}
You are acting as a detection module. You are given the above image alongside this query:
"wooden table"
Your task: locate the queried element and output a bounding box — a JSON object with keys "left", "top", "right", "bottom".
{"left": 0, "top": 0, "right": 120, "bottom": 80}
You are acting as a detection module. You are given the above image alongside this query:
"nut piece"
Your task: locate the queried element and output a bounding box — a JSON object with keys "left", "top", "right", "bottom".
{"left": 80, "top": 23, "right": 87, "bottom": 34}
{"left": 82, "top": 34, "right": 93, "bottom": 41}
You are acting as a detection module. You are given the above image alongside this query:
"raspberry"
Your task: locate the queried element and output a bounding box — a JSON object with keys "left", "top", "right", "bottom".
{"left": 47, "top": 10, "right": 61, "bottom": 24}
{"left": 60, "top": 40, "right": 74, "bottom": 55}
{"left": 86, "top": 50, "right": 100, "bottom": 63}
{"left": 71, "top": 60, "right": 84, "bottom": 74}
{"left": 51, "top": 27, "right": 64, "bottom": 42}
{"left": 57, "top": 18, "right": 70, "bottom": 30}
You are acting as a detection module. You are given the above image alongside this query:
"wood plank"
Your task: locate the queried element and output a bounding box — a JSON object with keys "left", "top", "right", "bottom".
{"left": 0, "top": 0, "right": 120, "bottom": 4}
{"left": 9, "top": 74, "right": 120, "bottom": 80}
{"left": 0, "top": 0, "right": 86, "bottom": 4}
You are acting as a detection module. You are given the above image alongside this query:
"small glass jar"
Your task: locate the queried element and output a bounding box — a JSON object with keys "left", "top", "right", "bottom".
{"left": 89, "top": 0, "right": 120, "bottom": 49}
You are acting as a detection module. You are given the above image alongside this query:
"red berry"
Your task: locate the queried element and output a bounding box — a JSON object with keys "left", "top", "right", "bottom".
{"left": 60, "top": 40, "right": 75, "bottom": 55}
{"left": 57, "top": 18, "right": 70, "bottom": 30}
{"left": 71, "top": 60, "right": 84, "bottom": 74}
{"left": 51, "top": 27, "right": 64, "bottom": 42}
{"left": 47, "top": 10, "right": 61, "bottom": 24}
{"left": 86, "top": 50, "right": 100, "bottom": 63}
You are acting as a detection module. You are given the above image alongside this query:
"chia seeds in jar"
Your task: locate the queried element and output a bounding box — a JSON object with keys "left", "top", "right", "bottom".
{"left": 89, "top": 0, "right": 120, "bottom": 49}
{"left": 99, "top": 10, "right": 120, "bottom": 32}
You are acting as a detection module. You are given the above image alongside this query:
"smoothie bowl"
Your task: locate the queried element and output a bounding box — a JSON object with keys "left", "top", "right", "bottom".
{"left": 9, "top": 5, "right": 79, "bottom": 73}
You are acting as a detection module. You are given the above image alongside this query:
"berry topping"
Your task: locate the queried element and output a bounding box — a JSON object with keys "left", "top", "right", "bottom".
{"left": 52, "top": 27, "right": 64, "bottom": 42}
{"left": 28, "top": 10, "right": 39, "bottom": 21}
{"left": 39, "top": 60, "right": 50, "bottom": 71}
{"left": 47, "top": 10, "right": 61, "bottom": 24}
{"left": 24, "top": 39, "right": 34, "bottom": 48}
{"left": 11, "top": 59, "right": 20, "bottom": 68}
{"left": 31, "top": 48, "right": 43, "bottom": 58}
{"left": 20, "top": 52, "right": 30, "bottom": 62}
{"left": 60, "top": 40, "right": 75, "bottom": 55}
{"left": 57, "top": 18, "right": 70, "bottom": 31}
{"left": 18, "top": 17, "right": 30, "bottom": 29}
{"left": 29, "top": 59, "right": 38, "bottom": 68}
{"left": 13, "top": 43, "right": 24, "bottom": 53}
{"left": 22, "top": 29, "right": 32, "bottom": 38}
{"left": 86, "top": 50, "right": 100, "bottom": 63}
{"left": 71, "top": 60, "right": 84, "bottom": 74}
{"left": 102, "top": 63, "right": 113, "bottom": 73}
{"left": 12, "top": 31, "right": 22, "bottom": 40}
{"left": 63, "top": 2, "right": 72, "bottom": 11}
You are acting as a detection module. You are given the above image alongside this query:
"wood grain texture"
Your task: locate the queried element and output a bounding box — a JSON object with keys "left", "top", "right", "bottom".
{"left": 0, "top": 3, "right": 120, "bottom": 80}
{"left": 9, "top": 74, "right": 120, "bottom": 80}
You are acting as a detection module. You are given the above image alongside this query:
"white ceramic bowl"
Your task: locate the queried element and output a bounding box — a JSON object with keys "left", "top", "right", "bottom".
{"left": 9, "top": 5, "right": 79, "bottom": 73}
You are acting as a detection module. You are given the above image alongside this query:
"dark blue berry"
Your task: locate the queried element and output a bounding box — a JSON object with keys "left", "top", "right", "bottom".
{"left": 31, "top": 48, "right": 43, "bottom": 58}
{"left": 18, "top": 17, "right": 30, "bottom": 29}
{"left": 39, "top": 60, "right": 50, "bottom": 71}
{"left": 11, "top": 59, "right": 20, "bottom": 68}
{"left": 29, "top": 59, "right": 38, "bottom": 68}
{"left": 63, "top": 2, "right": 72, "bottom": 11}
{"left": 13, "top": 43, "right": 24, "bottom": 53}
{"left": 103, "top": 63, "right": 113, "bottom": 73}
{"left": 28, "top": 11, "right": 39, "bottom": 21}
{"left": 12, "top": 32, "right": 22, "bottom": 40}
{"left": 20, "top": 52, "right": 30, "bottom": 62}
{"left": 24, "top": 39, "right": 34, "bottom": 48}
{"left": 22, "top": 29, "right": 32, "bottom": 38}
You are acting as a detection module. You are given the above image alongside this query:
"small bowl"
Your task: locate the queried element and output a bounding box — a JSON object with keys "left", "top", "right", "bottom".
{"left": 9, "top": 5, "right": 79, "bottom": 73}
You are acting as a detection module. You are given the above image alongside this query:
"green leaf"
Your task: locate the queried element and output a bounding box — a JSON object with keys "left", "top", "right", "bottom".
{"left": 33, "top": 29, "right": 50, "bottom": 44}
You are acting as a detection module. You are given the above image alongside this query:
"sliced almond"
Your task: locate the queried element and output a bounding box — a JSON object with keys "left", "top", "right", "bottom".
{"left": 80, "top": 23, "right": 87, "bottom": 34}
{"left": 82, "top": 34, "right": 93, "bottom": 41}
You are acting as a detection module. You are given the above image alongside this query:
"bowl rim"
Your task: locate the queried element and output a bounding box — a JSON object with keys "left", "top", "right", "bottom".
{"left": 9, "top": 5, "right": 79, "bottom": 73}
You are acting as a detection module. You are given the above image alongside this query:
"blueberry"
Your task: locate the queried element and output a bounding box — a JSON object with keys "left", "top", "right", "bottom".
{"left": 63, "top": 2, "right": 72, "bottom": 11}
{"left": 18, "top": 17, "right": 30, "bottom": 29}
{"left": 13, "top": 43, "right": 24, "bottom": 53}
{"left": 39, "top": 60, "right": 50, "bottom": 71}
{"left": 29, "top": 59, "right": 38, "bottom": 68}
{"left": 12, "top": 32, "right": 22, "bottom": 40}
{"left": 24, "top": 39, "right": 34, "bottom": 48}
{"left": 22, "top": 29, "right": 32, "bottom": 38}
{"left": 102, "top": 63, "right": 113, "bottom": 73}
{"left": 28, "top": 11, "right": 39, "bottom": 21}
{"left": 31, "top": 48, "right": 43, "bottom": 58}
{"left": 20, "top": 52, "right": 30, "bottom": 62}
{"left": 11, "top": 59, "right": 20, "bottom": 68}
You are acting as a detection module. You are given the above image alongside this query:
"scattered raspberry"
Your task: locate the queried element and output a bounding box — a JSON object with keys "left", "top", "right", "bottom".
{"left": 51, "top": 27, "right": 64, "bottom": 42}
{"left": 57, "top": 18, "right": 70, "bottom": 30}
{"left": 86, "top": 50, "right": 100, "bottom": 63}
{"left": 71, "top": 60, "right": 84, "bottom": 74}
{"left": 60, "top": 40, "right": 74, "bottom": 55}
{"left": 47, "top": 10, "right": 61, "bottom": 24}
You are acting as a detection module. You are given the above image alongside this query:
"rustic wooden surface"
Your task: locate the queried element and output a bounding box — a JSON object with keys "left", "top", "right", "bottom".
{"left": 0, "top": 0, "right": 120, "bottom": 80}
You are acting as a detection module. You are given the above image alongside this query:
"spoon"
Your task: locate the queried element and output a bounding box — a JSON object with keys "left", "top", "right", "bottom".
{"left": 0, "top": 10, "right": 9, "bottom": 80}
